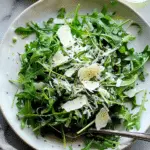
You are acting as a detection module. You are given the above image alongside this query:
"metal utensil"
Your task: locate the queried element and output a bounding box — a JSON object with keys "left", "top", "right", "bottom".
{"left": 89, "top": 129, "right": 150, "bottom": 142}
{"left": 50, "top": 124, "right": 150, "bottom": 142}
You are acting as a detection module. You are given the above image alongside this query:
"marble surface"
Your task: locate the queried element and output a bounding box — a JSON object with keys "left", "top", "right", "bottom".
{"left": 0, "top": 0, "right": 150, "bottom": 150}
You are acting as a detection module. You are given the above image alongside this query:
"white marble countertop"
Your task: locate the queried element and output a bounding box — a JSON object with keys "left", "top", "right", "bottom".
{"left": 0, "top": 0, "right": 150, "bottom": 149}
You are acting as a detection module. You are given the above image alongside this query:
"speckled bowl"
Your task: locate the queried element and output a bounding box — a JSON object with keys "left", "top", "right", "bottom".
{"left": 0, "top": 0, "right": 150, "bottom": 149}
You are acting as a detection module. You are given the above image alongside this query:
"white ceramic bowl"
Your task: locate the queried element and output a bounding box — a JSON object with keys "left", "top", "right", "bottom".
{"left": 0, "top": 0, "right": 150, "bottom": 149}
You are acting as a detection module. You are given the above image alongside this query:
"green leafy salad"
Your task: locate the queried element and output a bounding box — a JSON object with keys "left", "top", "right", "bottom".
{"left": 11, "top": 4, "right": 150, "bottom": 150}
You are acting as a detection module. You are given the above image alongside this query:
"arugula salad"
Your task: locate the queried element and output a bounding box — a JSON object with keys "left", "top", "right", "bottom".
{"left": 12, "top": 4, "right": 150, "bottom": 150}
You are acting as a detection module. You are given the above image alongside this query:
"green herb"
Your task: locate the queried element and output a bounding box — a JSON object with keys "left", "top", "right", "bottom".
{"left": 47, "top": 18, "right": 54, "bottom": 24}
{"left": 81, "top": 140, "right": 93, "bottom": 150}
{"left": 57, "top": 8, "right": 66, "bottom": 19}
{"left": 68, "top": 146, "right": 73, "bottom": 150}
{"left": 12, "top": 37, "right": 17, "bottom": 44}
{"left": 130, "top": 22, "right": 142, "bottom": 34}
{"left": 15, "top": 27, "right": 34, "bottom": 38}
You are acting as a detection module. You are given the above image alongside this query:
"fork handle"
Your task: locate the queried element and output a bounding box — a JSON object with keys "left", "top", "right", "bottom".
{"left": 89, "top": 129, "right": 150, "bottom": 142}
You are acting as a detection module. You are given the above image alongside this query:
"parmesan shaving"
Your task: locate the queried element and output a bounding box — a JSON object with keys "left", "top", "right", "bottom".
{"left": 124, "top": 88, "right": 140, "bottom": 98}
{"left": 62, "top": 95, "right": 88, "bottom": 112}
{"left": 78, "top": 64, "right": 104, "bottom": 81}
{"left": 98, "top": 88, "right": 110, "bottom": 98}
{"left": 53, "top": 51, "right": 69, "bottom": 67}
{"left": 116, "top": 78, "right": 122, "bottom": 87}
{"left": 57, "top": 25, "right": 75, "bottom": 47}
{"left": 65, "top": 68, "right": 77, "bottom": 77}
{"left": 82, "top": 81, "right": 99, "bottom": 92}
{"left": 95, "top": 107, "right": 110, "bottom": 130}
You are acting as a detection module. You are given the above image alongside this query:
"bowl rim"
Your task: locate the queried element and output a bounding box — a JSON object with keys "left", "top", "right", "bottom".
{"left": 0, "top": 0, "right": 150, "bottom": 149}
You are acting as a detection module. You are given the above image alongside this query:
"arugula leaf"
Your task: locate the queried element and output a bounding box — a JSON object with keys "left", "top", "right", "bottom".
{"left": 122, "top": 35, "right": 135, "bottom": 43}
{"left": 139, "top": 71, "right": 145, "bottom": 81}
{"left": 119, "top": 45, "right": 126, "bottom": 54}
{"left": 57, "top": 8, "right": 66, "bottom": 19}
{"left": 81, "top": 140, "right": 93, "bottom": 150}
{"left": 134, "top": 91, "right": 147, "bottom": 130}
{"left": 101, "top": 5, "right": 108, "bottom": 15}
{"left": 130, "top": 22, "right": 142, "bottom": 34}
{"left": 68, "top": 146, "right": 73, "bottom": 150}
{"left": 72, "top": 4, "right": 81, "bottom": 26}
{"left": 15, "top": 27, "right": 34, "bottom": 38}
{"left": 18, "top": 100, "right": 33, "bottom": 116}
{"left": 124, "top": 46, "right": 150, "bottom": 76}
{"left": 121, "top": 74, "right": 138, "bottom": 87}
{"left": 47, "top": 18, "right": 54, "bottom": 24}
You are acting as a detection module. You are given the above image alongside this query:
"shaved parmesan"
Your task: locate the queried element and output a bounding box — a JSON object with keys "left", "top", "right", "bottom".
{"left": 69, "top": 45, "right": 88, "bottom": 58}
{"left": 124, "top": 88, "right": 139, "bottom": 98}
{"left": 73, "top": 85, "right": 84, "bottom": 95}
{"left": 95, "top": 107, "right": 110, "bottom": 130}
{"left": 116, "top": 78, "right": 122, "bottom": 87}
{"left": 61, "top": 80, "right": 72, "bottom": 91}
{"left": 75, "top": 110, "right": 82, "bottom": 118}
{"left": 53, "top": 51, "right": 69, "bottom": 67}
{"left": 98, "top": 88, "right": 110, "bottom": 98}
{"left": 34, "top": 82, "right": 45, "bottom": 90}
{"left": 78, "top": 64, "right": 104, "bottom": 81}
{"left": 102, "top": 47, "right": 118, "bottom": 56}
{"left": 62, "top": 95, "right": 88, "bottom": 112}
{"left": 82, "top": 81, "right": 99, "bottom": 92}
{"left": 53, "top": 79, "right": 71, "bottom": 91}
{"left": 83, "top": 109, "right": 92, "bottom": 119}
{"left": 65, "top": 68, "right": 77, "bottom": 77}
{"left": 53, "top": 18, "right": 65, "bottom": 24}
{"left": 57, "top": 25, "right": 75, "bottom": 47}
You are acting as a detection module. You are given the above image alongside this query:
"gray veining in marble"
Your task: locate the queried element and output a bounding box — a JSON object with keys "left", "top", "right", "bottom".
{"left": 0, "top": 0, "right": 150, "bottom": 149}
{"left": 0, "top": 0, "right": 36, "bottom": 41}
